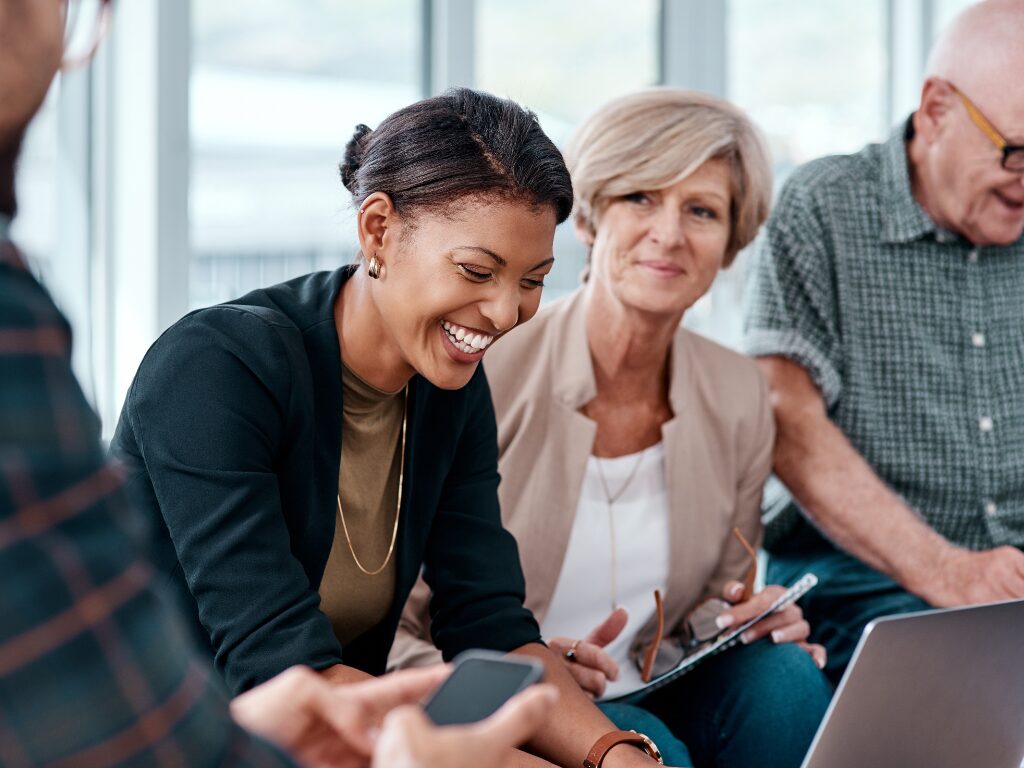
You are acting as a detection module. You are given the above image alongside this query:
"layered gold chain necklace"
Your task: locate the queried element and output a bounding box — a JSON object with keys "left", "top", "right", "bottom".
{"left": 335, "top": 385, "right": 408, "bottom": 576}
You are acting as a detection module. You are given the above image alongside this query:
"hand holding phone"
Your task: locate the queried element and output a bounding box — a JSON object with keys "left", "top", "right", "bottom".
{"left": 374, "top": 672, "right": 557, "bottom": 768}
{"left": 423, "top": 650, "right": 545, "bottom": 726}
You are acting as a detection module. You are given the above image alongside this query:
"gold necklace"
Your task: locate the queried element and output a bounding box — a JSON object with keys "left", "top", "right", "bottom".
{"left": 336, "top": 385, "right": 408, "bottom": 576}
{"left": 593, "top": 448, "right": 646, "bottom": 610}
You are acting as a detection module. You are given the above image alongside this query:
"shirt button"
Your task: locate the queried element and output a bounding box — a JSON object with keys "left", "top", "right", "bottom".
{"left": 968, "top": 248, "right": 980, "bottom": 263}
{"left": 984, "top": 500, "right": 998, "bottom": 517}
{"left": 972, "top": 332, "right": 986, "bottom": 348}
{"left": 979, "top": 416, "right": 994, "bottom": 433}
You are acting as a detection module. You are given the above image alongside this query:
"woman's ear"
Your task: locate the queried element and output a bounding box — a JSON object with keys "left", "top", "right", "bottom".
{"left": 573, "top": 210, "right": 596, "bottom": 246}
{"left": 356, "top": 192, "right": 398, "bottom": 259}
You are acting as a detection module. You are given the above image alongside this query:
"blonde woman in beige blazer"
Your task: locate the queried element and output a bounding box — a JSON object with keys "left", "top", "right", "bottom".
{"left": 392, "top": 90, "right": 831, "bottom": 768}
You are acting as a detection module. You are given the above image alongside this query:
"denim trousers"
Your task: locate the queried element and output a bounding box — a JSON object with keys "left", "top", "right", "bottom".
{"left": 767, "top": 540, "right": 931, "bottom": 687}
{"left": 599, "top": 640, "right": 832, "bottom": 768}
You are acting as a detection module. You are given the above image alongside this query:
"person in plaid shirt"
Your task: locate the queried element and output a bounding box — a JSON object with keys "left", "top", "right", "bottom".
{"left": 0, "top": 2, "right": 557, "bottom": 765}
{"left": 744, "top": 0, "right": 1024, "bottom": 684}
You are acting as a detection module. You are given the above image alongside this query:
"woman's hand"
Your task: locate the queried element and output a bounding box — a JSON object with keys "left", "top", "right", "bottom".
{"left": 715, "top": 581, "right": 827, "bottom": 670}
{"left": 547, "top": 607, "right": 628, "bottom": 698}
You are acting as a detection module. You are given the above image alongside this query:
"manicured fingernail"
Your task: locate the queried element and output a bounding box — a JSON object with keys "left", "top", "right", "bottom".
{"left": 771, "top": 630, "right": 783, "bottom": 643}
{"left": 741, "top": 630, "right": 755, "bottom": 644}
{"left": 816, "top": 656, "right": 826, "bottom": 670}
{"left": 716, "top": 614, "right": 734, "bottom": 630}
{"left": 730, "top": 584, "right": 745, "bottom": 600}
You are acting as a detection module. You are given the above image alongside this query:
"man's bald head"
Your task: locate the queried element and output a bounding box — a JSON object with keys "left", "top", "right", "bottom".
{"left": 926, "top": 0, "right": 1024, "bottom": 103}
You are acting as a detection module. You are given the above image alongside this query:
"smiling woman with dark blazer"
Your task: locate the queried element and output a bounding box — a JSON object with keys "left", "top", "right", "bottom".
{"left": 110, "top": 89, "right": 667, "bottom": 768}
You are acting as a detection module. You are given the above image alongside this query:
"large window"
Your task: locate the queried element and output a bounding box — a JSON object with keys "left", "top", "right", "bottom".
{"left": 728, "top": 0, "right": 888, "bottom": 179}
{"left": 10, "top": 88, "right": 59, "bottom": 279}
{"left": 12, "top": 78, "right": 99, "bottom": 401}
{"left": 190, "top": 0, "right": 422, "bottom": 308}
{"left": 10, "top": 0, "right": 959, "bottom": 427}
{"left": 476, "top": 0, "right": 659, "bottom": 143}
{"left": 476, "top": 0, "right": 660, "bottom": 300}
{"left": 680, "top": 0, "right": 891, "bottom": 347}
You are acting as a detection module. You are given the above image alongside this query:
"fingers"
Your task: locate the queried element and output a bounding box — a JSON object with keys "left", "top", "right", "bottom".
{"left": 722, "top": 580, "right": 747, "bottom": 604}
{"left": 374, "top": 688, "right": 558, "bottom": 768}
{"left": 717, "top": 585, "right": 787, "bottom": 628}
{"left": 584, "top": 607, "right": 629, "bottom": 647}
{"left": 941, "top": 547, "right": 1024, "bottom": 606}
{"left": 739, "top": 614, "right": 810, "bottom": 646}
{"left": 798, "top": 642, "right": 828, "bottom": 670}
{"left": 346, "top": 665, "right": 452, "bottom": 712}
{"left": 997, "top": 547, "right": 1024, "bottom": 597}
{"left": 570, "top": 641, "right": 619, "bottom": 682}
{"left": 465, "top": 685, "right": 559, "bottom": 753}
{"left": 373, "top": 705, "right": 432, "bottom": 767}
{"left": 318, "top": 665, "right": 452, "bottom": 754}
{"left": 565, "top": 661, "right": 609, "bottom": 699}
{"left": 549, "top": 636, "right": 619, "bottom": 684}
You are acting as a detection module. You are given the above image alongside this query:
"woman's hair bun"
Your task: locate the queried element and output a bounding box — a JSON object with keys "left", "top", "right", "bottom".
{"left": 340, "top": 123, "right": 373, "bottom": 194}
{"left": 335, "top": 89, "right": 573, "bottom": 222}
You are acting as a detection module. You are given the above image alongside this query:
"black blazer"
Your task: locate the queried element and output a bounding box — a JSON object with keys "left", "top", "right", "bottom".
{"left": 111, "top": 266, "right": 541, "bottom": 693}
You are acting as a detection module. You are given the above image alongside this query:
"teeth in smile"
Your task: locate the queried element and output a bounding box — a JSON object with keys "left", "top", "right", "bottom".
{"left": 442, "top": 321, "right": 494, "bottom": 354}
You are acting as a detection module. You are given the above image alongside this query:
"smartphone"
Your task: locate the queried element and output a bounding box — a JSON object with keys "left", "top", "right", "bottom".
{"left": 423, "top": 649, "right": 545, "bottom": 726}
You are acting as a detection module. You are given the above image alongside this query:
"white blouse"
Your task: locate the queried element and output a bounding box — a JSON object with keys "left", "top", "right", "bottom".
{"left": 540, "top": 442, "right": 670, "bottom": 699}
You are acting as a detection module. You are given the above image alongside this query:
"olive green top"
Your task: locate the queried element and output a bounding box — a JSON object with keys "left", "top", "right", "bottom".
{"left": 320, "top": 362, "right": 403, "bottom": 646}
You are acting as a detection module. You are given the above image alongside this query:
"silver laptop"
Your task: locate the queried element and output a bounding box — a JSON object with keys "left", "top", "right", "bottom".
{"left": 802, "top": 599, "right": 1024, "bottom": 768}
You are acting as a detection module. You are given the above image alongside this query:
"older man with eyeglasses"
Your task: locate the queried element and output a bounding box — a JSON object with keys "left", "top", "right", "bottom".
{"left": 0, "top": 2, "right": 558, "bottom": 766}
{"left": 745, "top": 0, "right": 1024, "bottom": 685}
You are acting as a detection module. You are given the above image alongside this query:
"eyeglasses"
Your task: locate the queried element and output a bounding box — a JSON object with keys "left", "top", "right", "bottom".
{"left": 639, "top": 527, "right": 758, "bottom": 682}
{"left": 948, "top": 82, "right": 1024, "bottom": 173}
{"left": 61, "top": 0, "right": 112, "bottom": 71}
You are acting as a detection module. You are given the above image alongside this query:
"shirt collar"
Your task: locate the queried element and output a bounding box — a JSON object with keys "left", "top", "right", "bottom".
{"left": 879, "top": 116, "right": 944, "bottom": 245}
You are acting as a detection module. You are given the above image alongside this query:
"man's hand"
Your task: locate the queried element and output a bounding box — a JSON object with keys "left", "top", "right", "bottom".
{"left": 372, "top": 684, "right": 560, "bottom": 768}
{"left": 547, "top": 607, "right": 628, "bottom": 698}
{"left": 918, "top": 545, "right": 1024, "bottom": 608}
{"left": 715, "top": 582, "right": 827, "bottom": 670}
{"left": 230, "top": 664, "right": 449, "bottom": 767}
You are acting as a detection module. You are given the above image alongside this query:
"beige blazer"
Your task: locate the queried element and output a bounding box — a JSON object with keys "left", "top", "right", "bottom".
{"left": 389, "top": 287, "right": 775, "bottom": 671}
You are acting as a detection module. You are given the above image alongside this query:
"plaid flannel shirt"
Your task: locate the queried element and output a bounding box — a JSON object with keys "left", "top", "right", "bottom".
{"left": 0, "top": 236, "right": 293, "bottom": 767}
{"left": 744, "top": 120, "right": 1024, "bottom": 552}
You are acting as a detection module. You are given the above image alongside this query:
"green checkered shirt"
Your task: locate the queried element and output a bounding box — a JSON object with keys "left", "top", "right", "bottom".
{"left": 744, "top": 119, "right": 1024, "bottom": 551}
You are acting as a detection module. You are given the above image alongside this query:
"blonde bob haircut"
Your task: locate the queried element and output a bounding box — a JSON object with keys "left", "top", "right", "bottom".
{"left": 565, "top": 88, "right": 772, "bottom": 268}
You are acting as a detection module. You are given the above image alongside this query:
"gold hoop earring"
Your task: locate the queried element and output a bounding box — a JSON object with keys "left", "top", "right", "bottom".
{"left": 367, "top": 255, "right": 383, "bottom": 280}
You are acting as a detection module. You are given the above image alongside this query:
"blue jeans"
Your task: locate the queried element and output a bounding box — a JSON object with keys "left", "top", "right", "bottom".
{"left": 600, "top": 640, "right": 831, "bottom": 768}
{"left": 768, "top": 542, "right": 930, "bottom": 687}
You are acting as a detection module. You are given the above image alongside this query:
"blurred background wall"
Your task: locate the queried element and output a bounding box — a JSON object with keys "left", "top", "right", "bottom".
{"left": 13, "top": 0, "right": 978, "bottom": 435}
